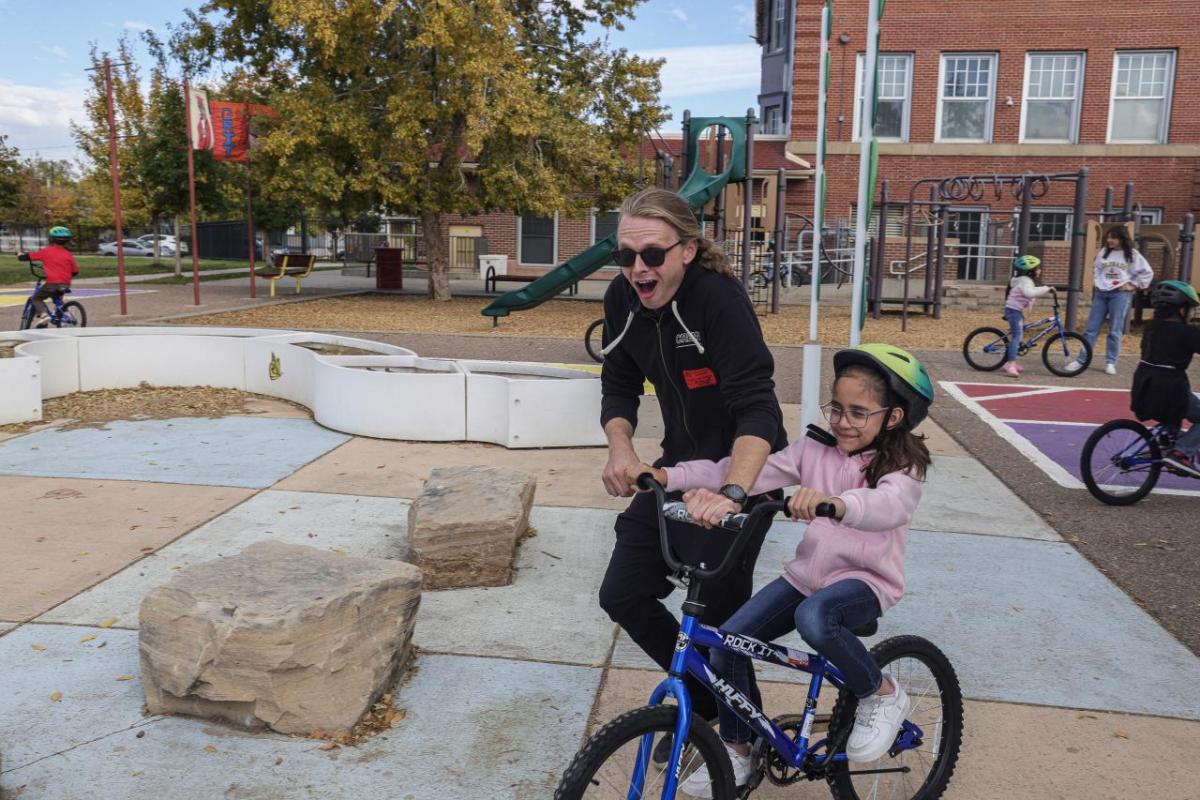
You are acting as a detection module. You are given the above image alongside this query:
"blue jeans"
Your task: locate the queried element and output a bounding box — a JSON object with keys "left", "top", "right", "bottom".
{"left": 1173, "top": 394, "right": 1200, "bottom": 457}
{"left": 1084, "top": 289, "right": 1134, "bottom": 366}
{"left": 1003, "top": 308, "right": 1025, "bottom": 362}
{"left": 709, "top": 576, "right": 882, "bottom": 744}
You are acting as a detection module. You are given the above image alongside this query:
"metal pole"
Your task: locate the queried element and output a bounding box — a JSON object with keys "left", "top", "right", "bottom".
{"left": 849, "top": 0, "right": 881, "bottom": 345}
{"left": 1180, "top": 213, "right": 1195, "bottom": 284}
{"left": 872, "top": 180, "right": 889, "bottom": 319}
{"left": 103, "top": 57, "right": 128, "bottom": 315}
{"left": 247, "top": 170, "right": 257, "bottom": 298}
{"left": 1067, "top": 167, "right": 1089, "bottom": 332}
{"left": 741, "top": 108, "right": 756, "bottom": 288}
{"left": 933, "top": 202, "right": 947, "bottom": 320}
{"left": 183, "top": 81, "right": 203, "bottom": 306}
{"left": 681, "top": 110, "right": 692, "bottom": 187}
{"left": 1122, "top": 181, "right": 1135, "bottom": 221}
{"left": 714, "top": 126, "right": 727, "bottom": 241}
{"left": 923, "top": 185, "right": 936, "bottom": 308}
{"left": 1102, "top": 185, "right": 1114, "bottom": 222}
{"left": 1017, "top": 172, "right": 1033, "bottom": 258}
{"left": 772, "top": 168, "right": 786, "bottom": 314}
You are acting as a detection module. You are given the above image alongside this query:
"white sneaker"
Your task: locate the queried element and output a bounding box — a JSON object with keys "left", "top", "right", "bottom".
{"left": 845, "top": 675, "right": 911, "bottom": 763}
{"left": 1104, "top": 363, "right": 1117, "bottom": 376}
{"left": 679, "top": 740, "right": 752, "bottom": 798}
{"left": 1062, "top": 359, "right": 1082, "bottom": 373}
{"left": 32, "top": 313, "right": 51, "bottom": 327}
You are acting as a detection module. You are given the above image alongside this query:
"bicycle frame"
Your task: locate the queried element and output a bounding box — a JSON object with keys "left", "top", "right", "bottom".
{"left": 1110, "top": 423, "right": 1172, "bottom": 470}
{"left": 983, "top": 304, "right": 1070, "bottom": 356}
{"left": 632, "top": 611, "right": 924, "bottom": 798}
{"left": 22, "top": 262, "right": 77, "bottom": 327}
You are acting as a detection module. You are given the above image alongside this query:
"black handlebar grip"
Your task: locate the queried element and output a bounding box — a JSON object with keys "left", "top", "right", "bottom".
{"left": 636, "top": 473, "right": 659, "bottom": 491}
{"left": 814, "top": 502, "right": 838, "bottom": 518}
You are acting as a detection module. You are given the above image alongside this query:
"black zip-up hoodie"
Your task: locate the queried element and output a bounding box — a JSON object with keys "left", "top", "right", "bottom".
{"left": 600, "top": 264, "right": 788, "bottom": 467}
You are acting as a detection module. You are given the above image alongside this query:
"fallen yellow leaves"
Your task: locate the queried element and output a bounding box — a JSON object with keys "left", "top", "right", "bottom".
{"left": 203, "top": 745, "right": 218, "bottom": 753}
{"left": 98, "top": 618, "right": 118, "bottom": 628}
{"left": 116, "top": 675, "right": 134, "bottom": 682}
{"left": 50, "top": 691, "right": 62, "bottom": 702}
{"left": 79, "top": 634, "right": 96, "bottom": 643}
{"left": 31, "top": 644, "right": 46, "bottom": 651}
{"left": 307, "top": 692, "right": 406, "bottom": 748}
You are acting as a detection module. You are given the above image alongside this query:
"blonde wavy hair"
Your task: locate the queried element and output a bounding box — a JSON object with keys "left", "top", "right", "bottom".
{"left": 618, "top": 187, "right": 735, "bottom": 278}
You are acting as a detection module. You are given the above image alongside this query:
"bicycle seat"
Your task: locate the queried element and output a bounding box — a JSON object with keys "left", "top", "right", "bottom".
{"left": 849, "top": 619, "right": 879, "bottom": 638}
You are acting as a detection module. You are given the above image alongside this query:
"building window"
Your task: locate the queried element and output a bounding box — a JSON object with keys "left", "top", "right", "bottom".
{"left": 854, "top": 53, "right": 912, "bottom": 142}
{"left": 592, "top": 210, "right": 619, "bottom": 246}
{"left": 937, "top": 53, "right": 997, "bottom": 143}
{"left": 762, "top": 106, "right": 784, "bottom": 135}
{"left": 1022, "top": 210, "right": 1072, "bottom": 242}
{"left": 1138, "top": 208, "right": 1163, "bottom": 225}
{"left": 766, "top": 0, "right": 788, "bottom": 53}
{"left": 1022, "top": 53, "right": 1083, "bottom": 143}
{"left": 518, "top": 213, "right": 556, "bottom": 265}
{"left": 1109, "top": 50, "right": 1175, "bottom": 143}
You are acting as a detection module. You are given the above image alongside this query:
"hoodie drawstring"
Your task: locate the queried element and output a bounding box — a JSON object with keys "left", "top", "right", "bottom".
{"left": 599, "top": 311, "right": 635, "bottom": 357}
{"left": 670, "top": 300, "right": 705, "bottom": 354}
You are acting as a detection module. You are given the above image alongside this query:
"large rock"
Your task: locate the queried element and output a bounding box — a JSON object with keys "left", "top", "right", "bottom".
{"left": 139, "top": 540, "right": 422, "bottom": 735}
{"left": 408, "top": 465, "right": 536, "bottom": 589}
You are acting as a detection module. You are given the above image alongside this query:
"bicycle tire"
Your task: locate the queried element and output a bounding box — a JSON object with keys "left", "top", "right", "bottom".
{"left": 961, "top": 327, "right": 1009, "bottom": 372}
{"left": 584, "top": 318, "right": 605, "bottom": 363}
{"left": 18, "top": 301, "right": 35, "bottom": 331}
{"left": 1080, "top": 419, "right": 1162, "bottom": 505}
{"left": 58, "top": 301, "right": 87, "bottom": 329}
{"left": 827, "top": 635, "right": 963, "bottom": 800}
{"left": 1042, "top": 331, "right": 1090, "bottom": 377}
{"left": 554, "top": 705, "right": 735, "bottom": 800}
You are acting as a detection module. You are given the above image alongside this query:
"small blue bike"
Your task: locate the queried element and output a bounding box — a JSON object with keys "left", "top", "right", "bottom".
{"left": 18, "top": 260, "right": 87, "bottom": 330}
{"left": 962, "top": 293, "right": 1090, "bottom": 377}
{"left": 555, "top": 477, "right": 963, "bottom": 800}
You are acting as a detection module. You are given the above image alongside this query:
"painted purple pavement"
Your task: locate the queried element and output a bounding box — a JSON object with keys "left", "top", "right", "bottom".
{"left": 1008, "top": 421, "right": 1199, "bottom": 493}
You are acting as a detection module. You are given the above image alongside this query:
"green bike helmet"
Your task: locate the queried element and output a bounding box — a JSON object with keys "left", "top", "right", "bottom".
{"left": 49, "top": 226, "right": 71, "bottom": 243}
{"left": 833, "top": 343, "right": 935, "bottom": 429}
{"left": 1150, "top": 279, "right": 1200, "bottom": 309}
{"left": 1012, "top": 254, "right": 1041, "bottom": 273}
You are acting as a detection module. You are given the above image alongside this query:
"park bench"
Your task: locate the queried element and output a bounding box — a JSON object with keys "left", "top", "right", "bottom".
{"left": 257, "top": 253, "right": 317, "bottom": 297}
{"left": 485, "top": 264, "right": 577, "bottom": 295}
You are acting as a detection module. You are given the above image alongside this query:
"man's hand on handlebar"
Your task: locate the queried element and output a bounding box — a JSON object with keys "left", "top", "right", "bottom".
{"left": 682, "top": 488, "right": 742, "bottom": 529}
{"left": 788, "top": 487, "right": 845, "bottom": 522}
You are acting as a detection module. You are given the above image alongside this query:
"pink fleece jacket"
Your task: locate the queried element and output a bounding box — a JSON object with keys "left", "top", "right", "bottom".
{"left": 663, "top": 437, "right": 922, "bottom": 611}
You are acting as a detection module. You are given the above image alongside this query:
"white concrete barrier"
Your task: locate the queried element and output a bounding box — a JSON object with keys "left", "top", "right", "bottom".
{"left": 0, "top": 327, "right": 601, "bottom": 448}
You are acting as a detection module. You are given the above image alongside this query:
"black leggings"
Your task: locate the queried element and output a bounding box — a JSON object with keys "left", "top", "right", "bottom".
{"left": 598, "top": 490, "right": 771, "bottom": 721}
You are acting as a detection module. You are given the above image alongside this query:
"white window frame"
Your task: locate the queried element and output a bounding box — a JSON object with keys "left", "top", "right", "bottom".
{"left": 935, "top": 53, "right": 998, "bottom": 143}
{"left": 768, "top": 0, "right": 787, "bottom": 54}
{"left": 1015, "top": 207, "right": 1073, "bottom": 243}
{"left": 1107, "top": 50, "right": 1175, "bottom": 144}
{"left": 853, "top": 53, "right": 913, "bottom": 143}
{"left": 590, "top": 209, "right": 619, "bottom": 246}
{"left": 1020, "top": 52, "right": 1085, "bottom": 143}
{"left": 762, "top": 105, "right": 784, "bottom": 136}
{"left": 517, "top": 212, "right": 558, "bottom": 266}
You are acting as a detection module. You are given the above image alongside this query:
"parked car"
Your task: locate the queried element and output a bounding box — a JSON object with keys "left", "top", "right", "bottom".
{"left": 99, "top": 239, "right": 174, "bottom": 257}
{"left": 136, "top": 234, "right": 188, "bottom": 254}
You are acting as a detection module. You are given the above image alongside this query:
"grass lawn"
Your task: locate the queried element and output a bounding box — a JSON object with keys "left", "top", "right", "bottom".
{"left": 0, "top": 255, "right": 258, "bottom": 285}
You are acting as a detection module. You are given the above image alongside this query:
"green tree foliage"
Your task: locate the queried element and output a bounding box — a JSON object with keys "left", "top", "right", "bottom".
{"left": 176, "top": 0, "right": 665, "bottom": 299}
{"left": 0, "top": 135, "right": 21, "bottom": 212}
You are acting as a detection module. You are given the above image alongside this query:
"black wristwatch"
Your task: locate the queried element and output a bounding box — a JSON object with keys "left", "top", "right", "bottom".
{"left": 719, "top": 483, "right": 748, "bottom": 507}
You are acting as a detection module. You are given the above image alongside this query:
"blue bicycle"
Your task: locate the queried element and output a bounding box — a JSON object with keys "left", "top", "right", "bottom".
{"left": 18, "top": 261, "right": 87, "bottom": 330}
{"left": 556, "top": 478, "right": 963, "bottom": 800}
{"left": 962, "top": 294, "right": 1090, "bottom": 377}
{"left": 1080, "top": 420, "right": 1191, "bottom": 505}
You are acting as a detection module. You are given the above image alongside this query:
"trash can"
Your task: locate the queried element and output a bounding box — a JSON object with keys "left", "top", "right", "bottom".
{"left": 479, "top": 254, "right": 508, "bottom": 281}
{"left": 375, "top": 247, "right": 404, "bottom": 290}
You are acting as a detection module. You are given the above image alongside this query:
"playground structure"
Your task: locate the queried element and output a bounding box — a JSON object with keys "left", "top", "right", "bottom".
{"left": 0, "top": 327, "right": 604, "bottom": 449}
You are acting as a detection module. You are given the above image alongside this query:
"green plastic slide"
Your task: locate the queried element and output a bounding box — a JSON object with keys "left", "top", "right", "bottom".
{"left": 481, "top": 116, "right": 748, "bottom": 321}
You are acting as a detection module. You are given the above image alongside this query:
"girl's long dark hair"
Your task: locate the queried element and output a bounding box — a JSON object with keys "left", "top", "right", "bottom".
{"left": 838, "top": 365, "right": 932, "bottom": 487}
{"left": 1103, "top": 225, "right": 1135, "bottom": 261}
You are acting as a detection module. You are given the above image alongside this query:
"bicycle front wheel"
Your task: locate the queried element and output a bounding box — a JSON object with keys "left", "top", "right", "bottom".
{"left": 1042, "top": 331, "right": 1090, "bottom": 377}
{"left": 1080, "top": 419, "right": 1162, "bottom": 505}
{"left": 19, "top": 301, "right": 35, "bottom": 330}
{"left": 827, "top": 635, "right": 963, "bottom": 800}
{"left": 554, "top": 705, "right": 735, "bottom": 800}
{"left": 584, "top": 318, "right": 605, "bottom": 363}
{"left": 961, "top": 326, "right": 1009, "bottom": 371}
{"left": 58, "top": 301, "right": 87, "bottom": 328}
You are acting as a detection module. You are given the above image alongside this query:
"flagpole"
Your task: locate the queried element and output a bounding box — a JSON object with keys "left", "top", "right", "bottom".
{"left": 184, "top": 81, "right": 203, "bottom": 306}
{"left": 246, "top": 102, "right": 257, "bottom": 299}
{"left": 849, "top": 0, "right": 882, "bottom": 346}
{"left": 102, "top": 57, "right": 129, "bottom": 315}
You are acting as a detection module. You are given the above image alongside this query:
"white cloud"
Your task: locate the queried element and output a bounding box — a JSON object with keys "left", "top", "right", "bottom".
{"left": 671, "top": 6, "right": 687, "bottom": 22}
{"left": 41, "top": 45, "right": 69, "bottom": 59}
{"left": 123, "top": 20, "right": 153, "bottom": 32}
{"left": 733, "top": 3, "right": 756, "bottom": 30}
{"left": 0, "top": 79, "right": 88, "bottom": 158}
{"left": 639, "top": 43, "right": 760, "bottom": 98}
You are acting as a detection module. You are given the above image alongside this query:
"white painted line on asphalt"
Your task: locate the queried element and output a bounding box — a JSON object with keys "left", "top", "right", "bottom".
{"left": 968, "top": 385, "right": 1077, "bottom": 402}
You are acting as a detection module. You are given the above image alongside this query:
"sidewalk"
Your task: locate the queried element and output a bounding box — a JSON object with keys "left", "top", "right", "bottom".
{"left": 1, "top": 387, "right": 1198, "bottom": 798}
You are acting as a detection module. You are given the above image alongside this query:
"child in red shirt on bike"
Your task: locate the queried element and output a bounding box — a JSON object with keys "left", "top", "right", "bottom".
{"left": 17, "top": 226, "right": 78, "bottom": 327}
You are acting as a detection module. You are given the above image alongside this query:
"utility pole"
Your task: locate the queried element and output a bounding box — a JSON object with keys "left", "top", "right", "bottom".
{"left": 98, "top": 56, "right": 129, "bottom": 315}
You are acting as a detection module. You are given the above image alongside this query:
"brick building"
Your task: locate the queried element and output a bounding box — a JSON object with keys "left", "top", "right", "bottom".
{"left": 757, "top": 0, "right": 1200, "bottom": 287}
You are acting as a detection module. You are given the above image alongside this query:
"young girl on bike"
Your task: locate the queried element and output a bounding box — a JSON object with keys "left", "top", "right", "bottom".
{"left": 629, "top": 343, "right": 933, "bottom": 796}
{"left": 17, "top": 226, "right": 78, "bottom": 327}
{"left": 1130, "top": 280, "right": 1200, "bottom": 477}
{"left": 1001, "top": 254, "right": 1056, "bottom": 377}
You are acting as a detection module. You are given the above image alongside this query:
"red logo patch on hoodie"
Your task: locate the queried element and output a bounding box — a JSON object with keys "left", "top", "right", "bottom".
{"left": 682, "top": 367, "right": 717, "bottom": 389}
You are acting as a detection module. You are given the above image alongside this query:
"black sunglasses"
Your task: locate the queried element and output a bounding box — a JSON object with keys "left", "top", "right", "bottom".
{"left": 611, "top": 241, "right": 682, "bottom": 268}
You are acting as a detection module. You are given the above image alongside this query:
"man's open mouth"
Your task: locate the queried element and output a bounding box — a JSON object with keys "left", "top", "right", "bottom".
{"left": 634, "top": 278, "right": 658, "bottom": 298}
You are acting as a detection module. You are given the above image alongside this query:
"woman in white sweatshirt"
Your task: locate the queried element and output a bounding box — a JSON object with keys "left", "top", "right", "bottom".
{"left": 1070, "top": 226, "right": 1154, "bottom": 375}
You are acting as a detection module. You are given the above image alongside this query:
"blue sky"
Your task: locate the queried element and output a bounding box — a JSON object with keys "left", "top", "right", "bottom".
{"left": 0, "top": 0, "right": 761, "bottom": 161}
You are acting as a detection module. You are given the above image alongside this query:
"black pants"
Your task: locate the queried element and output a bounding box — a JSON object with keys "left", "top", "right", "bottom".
{"left": 30, "top": 284, "right": 68, "bottom": 317}
{"left": 599, "top": 490, "right": 771, "bottom": 721}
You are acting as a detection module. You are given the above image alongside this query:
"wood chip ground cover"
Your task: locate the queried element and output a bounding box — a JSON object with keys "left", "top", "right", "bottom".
{"left": 174, "top": 293, "right": 1144, "bottom": 352}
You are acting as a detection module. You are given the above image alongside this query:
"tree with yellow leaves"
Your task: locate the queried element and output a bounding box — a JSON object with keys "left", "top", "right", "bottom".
{"left": 175, "top": 0, "right": 665, "bottom": 299}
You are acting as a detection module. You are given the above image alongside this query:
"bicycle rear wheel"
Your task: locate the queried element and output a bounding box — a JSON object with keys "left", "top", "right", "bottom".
{"left": 1080, "top": 419, "right": 1162, "bottom": 505}
{"left": 961, "top": 327, "right": 1008, "bottom": 371}
{"left": 58, "top": 301, "right": 87, "bottom": 328}
{"left": 18, "top": 301, "right": 35, "bottom": 330}
{"left": 555, "top": 705, "right": 735, "bottom": 800}
{"left": 1042, "top": 331, "right": 1090, "bottom": 377}
{"left": 584, "top": 318, "right": 605, "bottom": 363}
{"left": 827, "top": 636, "right": 963, "bottom": 800}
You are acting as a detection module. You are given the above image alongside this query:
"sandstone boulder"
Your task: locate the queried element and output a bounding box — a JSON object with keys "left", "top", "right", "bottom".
{"left": 408, "top": 465, "right": 536, "bottom": 589}
{"left": 139, "top": 540, "right": 422, "bottom": 735}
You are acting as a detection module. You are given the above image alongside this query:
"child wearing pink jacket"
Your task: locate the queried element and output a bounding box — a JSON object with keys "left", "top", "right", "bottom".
{"left": 631, "top": 344, "right": 934, "bottom": 796}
